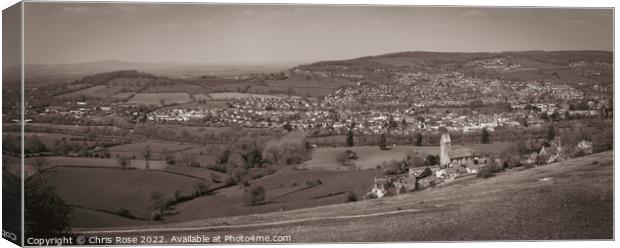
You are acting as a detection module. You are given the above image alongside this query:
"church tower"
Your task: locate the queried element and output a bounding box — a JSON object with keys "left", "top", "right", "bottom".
{"left": 439, "top": 130, "right": 451, "bottom": 166}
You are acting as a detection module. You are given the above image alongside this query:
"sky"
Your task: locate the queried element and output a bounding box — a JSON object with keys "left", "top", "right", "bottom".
{"left": 16, "top": 3, "right": 614, "bottom": 66}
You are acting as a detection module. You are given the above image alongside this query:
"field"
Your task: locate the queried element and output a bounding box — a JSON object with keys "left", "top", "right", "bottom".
{"left": 5, "top": 132, "right": 97, "bottom": 150}
{"left": 165, "top": 168, "right": 382, "bottom": 223}
{"left": 24, "top": 157, "right": 168, "bottom": 176}
{"left": 192, "top": 93, "right": 210, "bottom": 101}
{"left": 143, "top": 82, "right": 205, "bottom": 93}
{"left": 55, "top": 85, "right": 107, "bottom": 99}
{"left": 305, "top": 145, "right": 435, "bottom": 170}
{"left": 305, "top": 142, "right": 514, "bottom": 170}
{"left": 208, "top": 92, "right": 285, "bottom": 100}
{"left": 42, "top": 167, "right": 203, "bottom": 226}
{"left": 80, "top": 151, "right": 613, "bottom": 241}
{"left": 126, "top": 93, "right": 193, "bottom": 105}
{"left": 107, "top": 141, "right": 194, "bottom": 160}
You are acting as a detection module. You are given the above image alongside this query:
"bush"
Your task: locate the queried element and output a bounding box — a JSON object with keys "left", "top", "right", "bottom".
{"left": 150, "top": 211, "right": 163, "bottom": 221}
{"left": 192, "top": 180, "right": 210, "bottom": 197}
{"left": 417, "top": 167, "right": 433, "bottom": 179}
{"left": 115, "top": 208, "right": 132, "bottom": 218}
{"left": 346, "top": 191, "right": 358, "bottom": 202}
{"left": 476, "top": 167, "right": 495, "bottom": 178}
{"left": 243, "top": 186, "right": 266, "bottom": 206}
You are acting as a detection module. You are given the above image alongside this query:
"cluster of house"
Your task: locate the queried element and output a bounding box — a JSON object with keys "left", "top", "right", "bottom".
{"left": 464, "top": 58, "right": 531, "bottom": 72}
{"left": 367, "top": 132, "right": 486, "bottom": 199}
{"left": 367, "top": 131, "right": 595, "bottom": 199}
{"left": 40, "top": 101, "right": 115, "bottom": 120}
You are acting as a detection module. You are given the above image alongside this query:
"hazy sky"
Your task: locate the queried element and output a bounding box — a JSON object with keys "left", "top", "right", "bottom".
{"left": 21, "top": 3, "right": 613, "bottom": 66}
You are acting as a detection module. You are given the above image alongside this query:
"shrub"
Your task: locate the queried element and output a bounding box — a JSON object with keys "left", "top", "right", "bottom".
{"left": 477, "top": 168, "right": 494, "bottom": 179}
{"left": 192, "top": 180, "right": 210, "bottom": 197}
{"left": 346, "top": 191, "right": 358, "bottom": 202}
{"left": 115, "top": 208, "right": 132, "bottom": 218}
{"left": 243, "top": 186, "right": 266, "bottom": 206}
{"left": 150, "top": 211, "right": 163, "bottom": 221}
{"left": 417, "top": 167, "right": 433, "bottom": 179}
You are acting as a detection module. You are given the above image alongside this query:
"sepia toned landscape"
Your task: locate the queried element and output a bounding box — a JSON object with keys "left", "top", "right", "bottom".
{"left": 1, "top": 2, "right": 614, "bottom": 245}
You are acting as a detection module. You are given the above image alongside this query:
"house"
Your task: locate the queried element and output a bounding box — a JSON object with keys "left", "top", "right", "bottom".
{"left": 466, "top": 163, "right": 481, "bottom": 174}
{"left": 417, "top": 176, "right": 443, "bottom": 190}
{"left": 577, "top": 140, "right": 593, "bottom": 154}
{"left": 448, "top": 148, "right": 474, "bottom": 167}
{"left": 539, "top": 142, "right": 564, "bottom": 164}
{"left": 393, "top": 176, "right": 417, "bottom": 192}
{"left": 523, "top": 152, "right": 539, "bottom": 165}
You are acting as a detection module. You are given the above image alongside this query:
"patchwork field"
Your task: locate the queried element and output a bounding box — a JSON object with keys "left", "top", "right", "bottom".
{"left": 166, "top": 169, "right": 382, "bottom": 223}
{"left": 5, "top": 132, "right": 97, "bottom": 150}
{"left": 56, "top": 85, "right": 107, "bottom": 99}
{"left": 208, "top": 92, "right": 286, "bottom": 100}
{"left": 107, "top": 141, "right": 194, "bottom": 160}
{"left": 43, "top": 167, "right": 202, "bottom": 223}
{"left": 24, "top": 156, "right": 168, "bottom": 176}
{"left": 305, "top": 145, "right": 437, "bottom": 170}
{"left": 69, "top": 207, "right": 148, "bottom": 228}
{"left": 80, "top": 151, "right": 613, "bottom": 241}
{"left": 305, "top": 142, "right": 514, "bottom": 170}
{"left": 126, "top": 93, "right": 193, "bottom": 105}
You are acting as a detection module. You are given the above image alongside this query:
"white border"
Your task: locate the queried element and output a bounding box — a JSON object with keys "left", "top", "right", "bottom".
{"left": 0, "top": 1, "right": 617, "bottom": 248}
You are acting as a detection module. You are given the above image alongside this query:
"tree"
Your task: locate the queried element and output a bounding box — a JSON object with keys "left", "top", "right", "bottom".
{"left": 346, "top": 130, "right": 354, "bottom": 147}
{"left": 149, "top": 191, "right": 167, "bottom": 220}
{"left": 25, "top": 175, "right": 71, "bottom": 237}
{"left": 26, "top": 135, "right": 49, "bottom": 154}
{"left": 346, "top": 191, "right": 358, "bottom": 202}
{"left": 378, "top": 133, "right": 388, "bottom": 150}
{"left": 546, "top": 125, "right": 556, "bottom": 141}
{"left": 283, "top": 122, "right": 293, "bottom": 132}
{"left": 4, "top": 167, "right": 22, "bottom": 239}
{"left": 243, "top": 186, "right": 266, "bottom": 206}
{"left": 2, "top": 134, "right": 20, "bottom": 154}
{"left": 192, "top": 179, "right": 210, "bottom": 197}
{"left": 162, "top": 148, "right": 175, "bottom": 165}
{"left": 117, "top": 156, "right": 131, "bottom": 169}
{"left": 142, "top": 145, "right": 152, "bottom": 169}
{"left": 481, "top": 128, "right": 491, "bottom": 144}
{"left": 33, "top": 158, "right": 47, "bottom": 173}
{"left": 424, "top": 154, "right": 438, "bottom": 166}
{"left": 414, "top": 133, "right": 423, "bottom": 146}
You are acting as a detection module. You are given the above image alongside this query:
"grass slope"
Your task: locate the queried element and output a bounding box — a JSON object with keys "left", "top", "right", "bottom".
{"left": 80, "top": 151, "right": 612, "bottom": 241}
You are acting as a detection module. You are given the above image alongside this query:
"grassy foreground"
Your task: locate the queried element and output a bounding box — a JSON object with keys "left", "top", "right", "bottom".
{"left": 77, "top": 151, "right": 613, "bottom": 242}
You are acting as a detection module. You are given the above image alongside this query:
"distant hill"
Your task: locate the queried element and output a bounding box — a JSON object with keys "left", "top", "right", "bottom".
{"left": 3, "top": 60, "right": 293, "bottom": 86}
{"left": 6, "top": 50, "right": 612, "bottom": 97}
{"left": 294, "top": 50, "right": 612, "bottom": 73}
{"left": 286, "top": 50, "right": 613, "bottom": 95}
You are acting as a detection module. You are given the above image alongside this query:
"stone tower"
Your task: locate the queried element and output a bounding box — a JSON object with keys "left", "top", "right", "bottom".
{"left": 439, "top": 132, "right": 451, "bottom": 166}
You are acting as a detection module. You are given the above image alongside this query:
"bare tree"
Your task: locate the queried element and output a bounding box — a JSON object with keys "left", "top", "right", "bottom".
{"left": 143, "top": 145, "right": 152, "bottom": 169}
{"left": 117, "top": 156, "right": 131, "bottom": 169}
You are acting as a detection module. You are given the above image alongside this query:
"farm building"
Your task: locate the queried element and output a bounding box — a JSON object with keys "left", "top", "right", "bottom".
{"left": 577, "top": 140, "right": 593, "bottom": 154}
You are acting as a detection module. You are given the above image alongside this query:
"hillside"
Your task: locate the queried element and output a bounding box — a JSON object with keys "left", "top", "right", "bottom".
{"left": 287, "top": 50, "right": 613, "bottom": 96}
{"left": 74, "top": 151, "right": 613, "bottom": 241}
